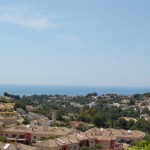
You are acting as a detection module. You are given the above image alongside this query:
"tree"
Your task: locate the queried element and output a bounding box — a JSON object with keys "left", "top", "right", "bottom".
{"left": 80, "top": 146, "right": 90, "bottom": 150}
{"left": 23, "top": 117, "right": 29, "bottom": 124}
{"left": 143, "top": 134, "right": 150, "bottom": 142}
{"left": 132, "top": 118, "right": 150, "bottom": 133}
{"left": 128, "top": 119, "right": 135, "bottom": 129}
{"left": 129, "top": 98, "right": 135, "bottom": 105}
{"left": 125, "top": 140, "right": 150, "bottom": 150}
{"left": 0, "top": 136, "right": 6, "bottom": 143}
{"left": 93, "top": 114, "right": 107, "bottom": 128}
{"left": 92, "top": 144, "right": 102, "bottom": 149}
{"left": 57, "top": 109, "right": 65, "bottom": 121}
{"left": 118, "top": 118, "right": 128, "bottom": 129}
{"left": 3, "top": 92, "right": 20, "bottom": 100}
{"left": 86, "top": 93, "right": 97, "bottom": 98}
{"left": 4, "top": 92, "right": 9, "bottom": 97}
{"left": 142, "top": 108, "right": 150, "bottom": 115}
{"left": 78, "top": 115, "right": 92, "bottom": 123}
{"left": 75, "top": 123, "right": 89, "bottom": 132}
{"left": 133, "top": 94, "right": 141, "bottom": 100}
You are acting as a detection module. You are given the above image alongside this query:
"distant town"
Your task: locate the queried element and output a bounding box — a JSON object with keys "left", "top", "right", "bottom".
{"left": 0, "top": 92, "right": 150, "bottom": 150}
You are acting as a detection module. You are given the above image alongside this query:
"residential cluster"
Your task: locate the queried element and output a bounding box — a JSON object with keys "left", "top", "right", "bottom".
{"left": 0, "top": 93, "right": 149, "bottom": 150}
{"left": 1, "top": 125, "right": 145, "bottom": 150}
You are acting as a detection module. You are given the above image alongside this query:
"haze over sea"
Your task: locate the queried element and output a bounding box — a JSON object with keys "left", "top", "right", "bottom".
{"left": 0, "top": 85, "right": 150, "bottom": 96}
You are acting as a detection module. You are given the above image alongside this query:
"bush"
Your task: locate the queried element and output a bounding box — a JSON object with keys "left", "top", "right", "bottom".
{"left": 80, "top": 146, "right": 90, "bottom": 150}
{"left": 0, "top": 136, "right": 6, "bottom": 143}
{"left": 92, "top": 144, "right": 102, "bottom": 149}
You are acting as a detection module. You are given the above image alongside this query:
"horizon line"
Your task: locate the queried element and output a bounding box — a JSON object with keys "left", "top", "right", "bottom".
{"left": 1, "top": 84, "right": 150, "bottom": 89}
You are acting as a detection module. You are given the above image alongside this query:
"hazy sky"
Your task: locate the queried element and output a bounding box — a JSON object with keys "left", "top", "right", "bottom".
{"left": 0, "top": 0, "right": 150, "bottom": 87}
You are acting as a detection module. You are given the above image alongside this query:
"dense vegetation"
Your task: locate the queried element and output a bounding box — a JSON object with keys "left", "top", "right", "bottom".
{"left": 0, "top": 136, "right": 6, "bottom": 143}
{"left": 1, "top": 92, "right": 150, "bottom": 134}
{"left": 78, "top": 100, "right": 150, "bottom": 133}
{"left": 126, "top": 140, "right": 150, "bottom": 150}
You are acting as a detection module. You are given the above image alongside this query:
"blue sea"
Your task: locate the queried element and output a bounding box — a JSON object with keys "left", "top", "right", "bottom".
{"left": 0, "top": 85, "right": 150, "bottom": 96}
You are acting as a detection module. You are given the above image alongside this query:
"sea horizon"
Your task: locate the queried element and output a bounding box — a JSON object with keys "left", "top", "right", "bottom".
{"left": 0, "top": 84, "right": 150, "bottom": 97}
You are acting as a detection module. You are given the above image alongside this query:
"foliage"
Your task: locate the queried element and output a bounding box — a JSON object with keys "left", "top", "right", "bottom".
{"left": 93, "top": 113, "right": 108, "bottom": 128}
{"left": 0, "top": 136, "right": 6, "bottom": 143}
{"left": 15, "top": 101, "right": 26, "bottom": 110}
{"left": 132, "top": 94, "right": 141, "bottom": 100}
{"left": 132, "top": 118, "right": 150, "bottom": 133}
{"left": 23, "top": 116, "right": 29, "bottom": 124}
{"left": 47, "top": 135, "right": 59, "bottom": 140}
{"left": 86, "top": 93, "right": 97, "bottom": 98}
{"left": 92, "top": 144, "right": 102, "bottom": 149}
{"left": 57, "top": 109, "right": 65, "bottom": 121}
{"left": 143, "top": 93, "right": 150, "bottom": 97}
{"left": 141, "top": 108, "right": 150, "bottom": 115}
{"left": 129, "top": 98, "right": 135, "bottom": 105}
{"left": 143, "top": 134, "right": 150, "bottom": 142}
{"left": 75, "top": 123, "right": 90, "bottom": 132}
{"left": 2, "top": 92, "right": 150, "bottom": 134}
{"left": 80, "top": 146, "right": 90, "bottom": 150}
{"left": 118, "top": 118, "right": 128, "bottom": 129}
{"left": 125, "top": 140, "right": 150, "bottom": 150}
{"left": 4, "top": 92, "right": 20, "bottom": 100}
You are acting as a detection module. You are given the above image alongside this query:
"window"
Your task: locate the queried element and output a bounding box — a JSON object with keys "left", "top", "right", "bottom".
{"left": 12, "top": 134, "right": 17, "bottom": 138}
{"left": 5, "top": 134, "right": 8, "bottom": 137}
{"left": 20, "top": 135, "right": 25, "bottom": 138}
{"left": 34, "top": 136, "right": 36, "bottom": 139}
{"left": 41, "top": 137, "right": 46, "bottom": 140}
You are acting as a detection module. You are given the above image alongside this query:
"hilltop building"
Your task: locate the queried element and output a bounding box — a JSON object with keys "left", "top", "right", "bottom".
{"left": 0, "top": 103, "right": 17, "bottom": 117}
{"left": 0, "top": 103, "right": 17, "bottom": 126}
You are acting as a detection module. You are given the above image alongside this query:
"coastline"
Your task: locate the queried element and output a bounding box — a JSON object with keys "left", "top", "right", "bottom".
{"left": 0, "top": 85, "right": 150, "bottom": 96}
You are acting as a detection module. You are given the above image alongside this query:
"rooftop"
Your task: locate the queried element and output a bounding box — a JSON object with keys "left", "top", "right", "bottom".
{"left": 3, "top": 125, "right": 76, "bottom": 136}
{"left": 85, "top": 127, "right": 145, "bottom": 141}
{"left": 33, "top": 133, "right": 88, "bottom": 148}
{"left": 0, "top": 103, "right": 15, "bottom": 110}
{"left": 0, "top": 142, "right": 37, "bottom": 150}
{"left": 33, "top": 128, "right": 146, "bottom": 149}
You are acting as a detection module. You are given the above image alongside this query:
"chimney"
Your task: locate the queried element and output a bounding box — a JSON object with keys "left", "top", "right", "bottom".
{"left": 68, "top": 135, "right": 72, "bottom": 143}
{"left": 85, "top": 133, "right": 88, "bottom": 137}
{"left": 31, "top": 126, "right": 34, "bottom": 131}
{"left": 55, "top": 139, "right": 58, "bottom": 145}
{"left": 110, "top": 131, "right": 112, "bottom": 136}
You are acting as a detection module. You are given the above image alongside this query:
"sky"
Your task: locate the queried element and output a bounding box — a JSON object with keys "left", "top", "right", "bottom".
{"left": 0, "top": 0, "right": 150, "bottom": 87}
